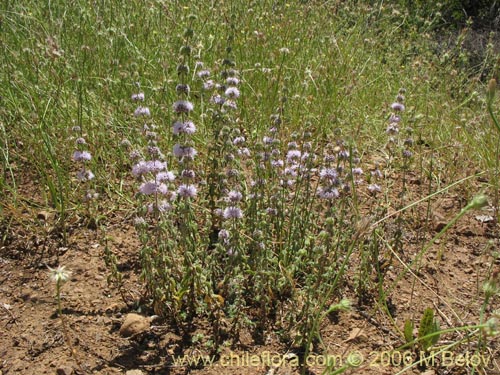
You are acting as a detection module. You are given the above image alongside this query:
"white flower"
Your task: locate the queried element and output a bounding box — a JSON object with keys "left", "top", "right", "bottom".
{"left": 48, "top": 265, "right": 71, "bottom": 284}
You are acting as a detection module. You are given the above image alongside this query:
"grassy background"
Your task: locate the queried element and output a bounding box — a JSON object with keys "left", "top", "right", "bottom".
{"left": 2, "top": 1, "right": 496, "bottom": 211}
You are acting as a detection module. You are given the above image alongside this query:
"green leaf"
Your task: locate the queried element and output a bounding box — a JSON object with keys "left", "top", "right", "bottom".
{"left": 418, "top": 307, "right": 439, "bottom": 351}
{"left": 431, "top": 319, "right": 441, "bottom": 346}
{"left": 404, "top": 319, "right": 414, "bottom": 344}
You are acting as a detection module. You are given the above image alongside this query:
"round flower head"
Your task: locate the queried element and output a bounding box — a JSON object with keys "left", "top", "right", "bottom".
{"left": 139, "top": 181, "right": 168, "bottom": 195}
{"left": 352, "top": 167, "right": 363, "bottom": 176}
{"left": 148, "top": 200, "right": 172, "bottom": 214}
{"left": 338, "top": 150, "right": 349, "bottom": 160}
{"left": 218, "top": 229, "right": 230, "bottom": 240}
{"left": 148, "top": 146, "right": 163, "bottom": 158}
{"left": 271, "top": 159, "right": 284, "bottom": 168}
{"left": 318, "top": 187, "right": 340, "bottom": 200}
{"left": 180, "top": 169, "right": 195, "bottom": 179}
{"left": 173, "top": 100, "right": 194, "bottom": 114}
{"left": 76, "top": 169, "right": 95, "bottom": 182}
{"left": 389, "top": 114, "right": 401, "bottom": 123}
{"left": 223, "top": 206, "right": 243, "bottom": 220}
{"left": 319, "top": 168, "right": 339, "bottom": 184}
{"left": 172, "top": 120, "right": 196, "bottom": 135}
{"left": 223, "top": 100, "right": 237, "bottom": 110}
{"left": 176, "top": 84, "right": 190, "bottom": 95}
{"left": 284, "top": 166, "right": 298, "bottom": 177}
{"left": 224, "top": 87, "right": 240, "bottom": 99}
{"left": 197, "top": 70, "right": 210, "bottom": 79}
{"left": 48, "top": 265, "right": 71, "bottom": 284}
{"left": 233, "top": 136, "right": 246, "bottom": 145}
{"left": 177, "top": 184, "right": 197, "bottom": 198}
{"left": 322, "top": 153, "right": 335, "bottom": 163}
{"left": 226, "top": 77, "right": 240, "bottom": 86}
{"left": 368, "top": 184, "right": 382, "bottom": 194}
{"left": 386, "top": 123, "right": 399, "bottom": 134}
{"left": 73, "top": 150, "right": 92, "bottom": 162}
{"left": 134, "top": 106, "right": 151, "bottom": 117}
{"left": 286, "top": 150, "right": 301, "bottom": 162}
{"left": 173, "top": 144, "right": 197, "bottom": 159}
{"left": 402, "top": 149, "right": 413, "bottom": 158}
{"left": 156, "top": 171, "right": 176, "bottom": 183}
{"left": 238, "top": 148, "right": 251, "bottom": 158}
{"left": 131, "top": 92, "right": 145, "bottom": 101}
{"left": 203, "top": 80, "right": 215, "bottom": 91}
{"left": 134, "top": 216, "right": 147, "bottom": 227}
{"left": 226, "top": 169, "right": 240, "bottom": 178}
{"left": 129, "top": 150, "right": 142, "bottom": 160}
{"left": 263, "top": 136, "right": 274, "bottom": 145}
{"left": 75, "top": 137, "right": 86, "bottom": 145}
{"left": 391, "top": 102, "right": 405, "bottom": 112}
{"left": 146, "top": 160, "right": 167, "bottom": 173}
{"left": 84, "top": 191, "right": 99, "bottom": 202}
{"left": 404, "top": 138, "right": 414, "bottom": 146}
{"left": 266, "top": 207, "right": 278, "bottom": 216}
{"left": 227, "top": 190, "right": 243, "bottom": 203}
{"left": 132, "top": 160, "right": 149, "bottom": 177}
{"left": 211, "top": 94, "right": 225, "bottom": 105}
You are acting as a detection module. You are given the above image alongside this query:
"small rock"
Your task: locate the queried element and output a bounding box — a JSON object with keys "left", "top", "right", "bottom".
{"left": 125, "top": 370, "right": 144, "bottom": 375}
{"left": 120, "top": 313, "right": 150, "bottom": 337}
{"left": 475, "top": 215, "right": 493, "bottom": 223}
{"left": 346, "top": 327, "right": 367, "bottom": 342}
{"left": 56, "top": 366, "right": 73, "bottom": 375}
{"left": 434, "top": 221, "right": 447, "bottom": 232}
{"left": 37, "top": 210, "right": 53, "bottom": 221}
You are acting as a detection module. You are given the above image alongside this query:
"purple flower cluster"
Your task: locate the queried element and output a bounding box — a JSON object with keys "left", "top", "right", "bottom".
{"left": 70, "top": 126, "right": 97, "bottom": 203}
{"left": 199, "top": 63, "right": 241, "bottom": 112}
{"left": 172, "top": 60, "right": 198, "bottom": 201}
{"left": 386, "top": 88, "right": 413, "bottom": 161}
{"left": 131, "top": 91, "right": 176, "bottom": 215}
{"left": 317, "top": 145, "right": 364, "bottom": 200}
{"left": 134, "top": 106, "right": 151, "bottom": 117}
{"left": 71, "top": 129, "right": 94, "bottom": 183}
{"left": 367, "top": 163, "right": 383, "bottom": 195}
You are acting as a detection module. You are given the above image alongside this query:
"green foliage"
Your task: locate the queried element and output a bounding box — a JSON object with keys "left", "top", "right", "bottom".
{"left": 404, "top": 318, "right": 414, "bottom": 345}
{"left": 418, "top": 308, "right": 441, "bottom": 352}
{"left": 402, "top": 0, "right": 499, "bottom": 28}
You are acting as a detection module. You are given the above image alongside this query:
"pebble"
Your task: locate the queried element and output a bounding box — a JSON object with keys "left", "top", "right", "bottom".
{"left": 56, "top": 366, "right": 73, "bottom": 375}
{"left": 119, "top": 313, "right": 150, "bottom": 337}
{"left": 125, "top": 370, "right": 144, "bottom": 375}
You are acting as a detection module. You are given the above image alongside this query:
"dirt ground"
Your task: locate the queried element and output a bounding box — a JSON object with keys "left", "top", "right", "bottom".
{"left": 1, "top": 180, "right": 500, "bottom": 375}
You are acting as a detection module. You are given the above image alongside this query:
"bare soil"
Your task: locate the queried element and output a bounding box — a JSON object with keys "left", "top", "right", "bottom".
{"left": 1, "top": 179, "right": 499, "bottom": 375}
